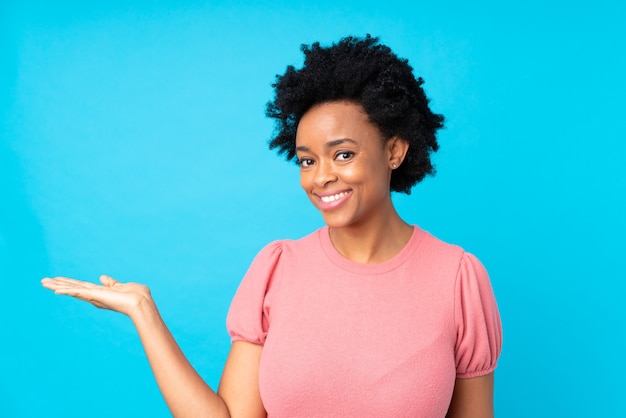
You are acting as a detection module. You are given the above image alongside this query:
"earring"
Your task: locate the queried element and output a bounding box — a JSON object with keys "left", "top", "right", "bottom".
{"left": 392, "top": 163, "right": 397, "bottom": 169}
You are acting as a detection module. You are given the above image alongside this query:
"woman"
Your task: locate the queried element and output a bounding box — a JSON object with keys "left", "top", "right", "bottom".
{"left": 42, "top": 34, "right": 502, "bottom": 417}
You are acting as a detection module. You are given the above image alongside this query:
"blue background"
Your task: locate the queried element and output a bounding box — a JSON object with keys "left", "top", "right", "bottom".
{"left": 1, "top": 1, "right": 624, "bottom": 416}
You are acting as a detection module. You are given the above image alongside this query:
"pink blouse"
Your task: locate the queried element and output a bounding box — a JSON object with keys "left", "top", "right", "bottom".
{"left": 227, "top": 226, "right": 502, "bottom": 417}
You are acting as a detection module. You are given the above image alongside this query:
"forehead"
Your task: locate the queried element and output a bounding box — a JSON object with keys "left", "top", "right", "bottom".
{"left": 296, "top": 101, "right": 379, "bottom": 144}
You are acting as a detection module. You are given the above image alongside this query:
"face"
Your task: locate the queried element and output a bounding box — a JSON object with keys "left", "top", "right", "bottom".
{"left": 295, "top": 101, "right": 406, "bottom": 229}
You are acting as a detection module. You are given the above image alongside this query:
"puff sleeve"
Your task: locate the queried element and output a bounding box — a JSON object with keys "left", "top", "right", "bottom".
{"left": 226, "top": 241, "right": 283, "bottom": 345}
{"left": 454, "top": 252, "right": 503, "bottom": 378}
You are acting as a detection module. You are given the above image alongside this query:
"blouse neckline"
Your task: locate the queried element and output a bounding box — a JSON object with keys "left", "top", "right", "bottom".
{"left": 317, "top": 225, "right": 426, "bottom": 275}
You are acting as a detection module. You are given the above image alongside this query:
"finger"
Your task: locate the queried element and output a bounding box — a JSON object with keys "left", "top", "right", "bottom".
{"left": 51, "top": 286, "right": 120, "bottom": 312}
{"left": 41, "top": 277, "right": 99, "bottom": 291}
{"left": 42, "top": 277, "right": 93, "bottom": 286}
{"left": 99, "top": 275, "right": 119, "bottom": 287}
{"left": 50, "top": 287, "right": 104, "bottom": 305}
{"left": 42, "top": 281, "right": 87, "bottom": 292}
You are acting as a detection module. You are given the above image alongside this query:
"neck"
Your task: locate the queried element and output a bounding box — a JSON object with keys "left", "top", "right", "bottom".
{"left": 329, "top": 209, "right": 413, "bottom": 264}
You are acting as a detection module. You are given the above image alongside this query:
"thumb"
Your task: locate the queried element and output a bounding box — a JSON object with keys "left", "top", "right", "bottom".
{"left": 100, "top": 275, "right": 119, "bottom": 287}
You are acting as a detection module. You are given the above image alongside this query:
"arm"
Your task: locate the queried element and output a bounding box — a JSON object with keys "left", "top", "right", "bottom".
{"left": 218, "top": 341, "right": 266, "bottom": 418}
{"left": 446, "top": 373, "right": 495, "bottom": 418}
{"left": 41, "top": 275, "right": 266, "bottom": 418}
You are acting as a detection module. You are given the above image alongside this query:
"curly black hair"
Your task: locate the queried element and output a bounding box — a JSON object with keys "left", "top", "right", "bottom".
{"left": 265, "top": 34, "right": 445, "bottom": 194}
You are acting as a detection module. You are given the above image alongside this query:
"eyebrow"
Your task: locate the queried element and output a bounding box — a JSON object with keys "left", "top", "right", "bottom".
{"left": 296, "top": 138, "right": 357, "bottom": 152}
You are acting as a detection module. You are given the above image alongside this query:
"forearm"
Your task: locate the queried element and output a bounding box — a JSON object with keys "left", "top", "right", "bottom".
{"left": 131, "top": 298, "right": 230, "bottom": 418}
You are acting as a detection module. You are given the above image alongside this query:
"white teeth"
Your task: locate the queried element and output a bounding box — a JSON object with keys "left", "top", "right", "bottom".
{"left": 320, "top": 192, "right": 348, "bottom": 203}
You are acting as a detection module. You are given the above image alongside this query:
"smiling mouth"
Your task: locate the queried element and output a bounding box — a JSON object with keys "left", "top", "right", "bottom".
{"left": 319, "top": 191, "right": 350, "bottom": 203}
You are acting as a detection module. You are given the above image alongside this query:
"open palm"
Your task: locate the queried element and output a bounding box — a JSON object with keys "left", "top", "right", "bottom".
{"left": 41, "top": 275, "right": 152, "bottom": 317}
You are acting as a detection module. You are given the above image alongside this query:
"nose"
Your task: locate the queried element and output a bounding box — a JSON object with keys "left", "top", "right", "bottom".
{"left": 313, "top": 159, "right": 337, "bottom": 188}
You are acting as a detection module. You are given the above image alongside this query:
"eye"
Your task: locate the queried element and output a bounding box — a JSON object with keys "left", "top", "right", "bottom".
{"left": 335, "top": 151, "right": 355, "bottom": 161}
{"left": 297, "top": 157, "right": 314, "bottom": 168}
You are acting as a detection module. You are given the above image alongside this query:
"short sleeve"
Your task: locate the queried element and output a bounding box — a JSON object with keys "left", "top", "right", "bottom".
{"left": 226, "top": 241, "right": 283, "bottom": 345}
{"left": 454, "top": 252, "right": 503, "bottom": 378}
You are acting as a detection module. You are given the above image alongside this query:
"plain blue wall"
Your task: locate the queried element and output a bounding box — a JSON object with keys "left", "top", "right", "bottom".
{"left": 1, "top": 1, "right": 624, "bottom": 416}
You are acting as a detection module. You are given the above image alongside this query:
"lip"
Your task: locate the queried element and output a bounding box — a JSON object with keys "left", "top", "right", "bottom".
{"left": 314, "top": 190, "right": 352, "bottom": 211}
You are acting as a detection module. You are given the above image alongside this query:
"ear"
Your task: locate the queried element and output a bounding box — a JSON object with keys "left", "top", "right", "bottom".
{"left": 386, "top": 136, "right": 409, "bottom": 170}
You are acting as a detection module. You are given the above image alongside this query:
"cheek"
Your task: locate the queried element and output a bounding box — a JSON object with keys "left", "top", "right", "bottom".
{"left": 341, "top": 162, "right": 381, "bottom": 187}
{"left": 338, "top": 165, "right": 360, "bottom": 182}
{"left": 357, "top": 162, "right": 391, "bottom": 194}
{"left": 299, "top": 171, "right": 311, "bottom": 190}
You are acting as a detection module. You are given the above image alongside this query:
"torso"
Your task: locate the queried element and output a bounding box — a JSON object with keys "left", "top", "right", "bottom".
{"left": 258, "top": 226, "right": 464, "bottom": 417}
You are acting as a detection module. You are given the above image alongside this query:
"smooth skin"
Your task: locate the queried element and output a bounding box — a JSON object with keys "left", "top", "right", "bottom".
{"left": 42, "top": 100, "right": 495, "bottom": 418}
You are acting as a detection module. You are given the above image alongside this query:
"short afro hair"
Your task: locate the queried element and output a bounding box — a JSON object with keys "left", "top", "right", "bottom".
{"left": 265, "top": 34, "right": 444, "bottom": 194}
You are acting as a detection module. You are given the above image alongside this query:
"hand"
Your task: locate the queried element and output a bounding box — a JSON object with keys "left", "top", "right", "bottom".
{"left": 41, "top": 275, "right": 153, "bottom": 318}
